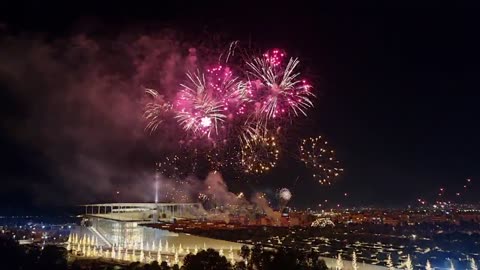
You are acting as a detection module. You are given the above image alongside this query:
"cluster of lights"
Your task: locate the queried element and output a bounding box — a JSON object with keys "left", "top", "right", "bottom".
{"left": 197, "top": 193, "right": 209, "bottom": 202}
{"left": 206, "top": 147, "right": 239, "bottom": 171}
{"left": 263, "top": 49, "right": 285, "bottom": 67}
{"left": 241, "top": 135, "right": 280, "bottom": 174}
{"left": 155, "top": 153, "right": 198, "bottom": 201}
{"left": 311, "top": 217, "right": 335, "bottom": 227}
{"left": 432, "top": 178, "right": 474, "bottom": 205}
{"left": 300, "top": 135, "right": 343, "bottom": 185}
{"left": 206, "top": 65, "right": 250, "bottom": 119}
{"left": 156, "top": 155, "right": 184, "bottom": 179}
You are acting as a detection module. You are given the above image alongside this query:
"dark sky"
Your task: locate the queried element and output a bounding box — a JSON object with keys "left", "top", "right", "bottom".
{"left": 1, "top": 2, "right": 479, "bottom": 213}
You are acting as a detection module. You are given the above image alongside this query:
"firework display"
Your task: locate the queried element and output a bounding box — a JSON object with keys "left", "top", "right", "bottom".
{"left": 144, "top": 44, "right": 339, "bottom": 180}
{"left": 300, "top": 136, "right": 343, "bottom": 184}
{"left": 240, "top": 135, "right": 280, "bottom": 174}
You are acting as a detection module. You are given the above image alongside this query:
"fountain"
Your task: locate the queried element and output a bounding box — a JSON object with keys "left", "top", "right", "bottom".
{"left": 131, "top": 247, "right": 137, "bottom": 262}
{"left": 140, "top": 249, "right": 144, "bottom": 262}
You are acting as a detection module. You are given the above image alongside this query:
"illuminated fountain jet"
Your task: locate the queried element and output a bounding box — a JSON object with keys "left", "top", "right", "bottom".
{"left": 174, "top": 249, "right": 179, "bottom": 265}
{"left": 131, "top": 247, "right": 136, "bottom": 262}
{"left": 229, "top": 250, "right": 235, "bottom": 265}
{"left": 140, "top": 249, "right": 144, "bottom": 262}
{"left": 157, "top": 253, "right": 162, "bottom": 264}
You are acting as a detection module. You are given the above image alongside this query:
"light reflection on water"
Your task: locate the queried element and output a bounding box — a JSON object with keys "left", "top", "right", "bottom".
{"left": 74, "top": 218, "right": 243, "bottom": 252}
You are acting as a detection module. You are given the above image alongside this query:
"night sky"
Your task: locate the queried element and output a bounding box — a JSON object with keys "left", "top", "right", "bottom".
{"left": 1, "top": 3, "right": 479, "bottom": 213}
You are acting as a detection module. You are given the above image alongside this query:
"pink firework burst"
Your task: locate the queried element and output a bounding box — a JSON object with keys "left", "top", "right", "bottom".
{"left": 263, "top": 49, "right": 286, "bottom": 67}
{"left": 246, "top": 49, "right": 315, "bottom": 121}
{"left": 206, "top": 65, "right": 250, "bottom": 120}
{"left": 175, "top": 65, "right": 248, "bottom": 139}
{"left": 175, "top": 71, "right": 225, "bottom": 137}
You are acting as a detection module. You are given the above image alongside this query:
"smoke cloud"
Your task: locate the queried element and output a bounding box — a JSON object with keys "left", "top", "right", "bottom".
{"left": 152, "top": 172, "right": 279, "bottom": 223}
{"left": 0, "top": 30, "right": 206, "bottom": 206}
{"left": 0, "top": 29, "right": 281, "bottom": 222}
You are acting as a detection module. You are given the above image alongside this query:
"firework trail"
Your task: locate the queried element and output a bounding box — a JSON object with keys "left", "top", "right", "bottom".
{"left": 144, "top": 88, "right": 172, "bottom": 134}
{"left": 218, "top": 41, "right": 240, "bottom": 64}
{"left": 237, "top": 118, "right": 267, "bottom": 148}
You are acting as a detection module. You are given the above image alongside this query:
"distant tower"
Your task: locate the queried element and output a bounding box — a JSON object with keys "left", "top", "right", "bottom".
{"left": 153, "top": 173, "right": 159, "bottom": 223}
{"left": 155, "top": 174, "right": 159, "bottom": 203}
